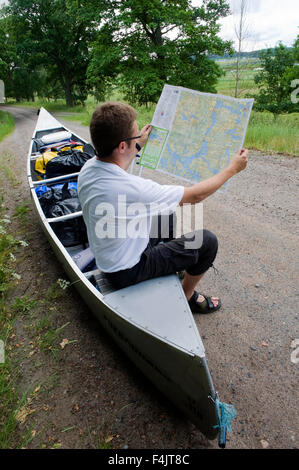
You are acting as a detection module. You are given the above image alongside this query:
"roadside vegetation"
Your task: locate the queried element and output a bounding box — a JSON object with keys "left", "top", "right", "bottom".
{"left": 215, "top": 57, "right": 299, "bottom": 155}
{"left": 0, "top": 154, "right": 80, "bottom": 448}
{"left": 0, "top": 111, "right": 15, "bottom": 143}
{"left": 8, "top": 84, "right": 298, "bottom": 156}
{"left": 245, "top": 112, "right": 299, "bottom": 155}
{"left": 0, "top": 192, "right": 31, "bottom": 447}
{"left": 0, "top": 183, "right": 117, "bottom": 448}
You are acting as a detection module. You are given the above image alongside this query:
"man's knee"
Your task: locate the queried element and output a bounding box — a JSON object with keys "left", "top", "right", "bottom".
{"left": 202, "top": 229, "right": 218, "bottom": 253}
{"left": 183, "top": 228, "right": 217, "bottom": 251}
{"left": 186, "top": 230, "right": 218, "bottom": 276}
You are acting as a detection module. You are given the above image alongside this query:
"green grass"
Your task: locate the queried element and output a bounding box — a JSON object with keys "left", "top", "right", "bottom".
{"left": 12, "top": 296, "right": 37, "bottom": 314}
{"left": 0, "top": 111, "right": 15, "bottom": 143}
{"left": 0, "top": 360, "right": 26, "bottom": 448}
{"left": 5, "top": 98, "right": 85, "bottom": 114}
{"left": 14, "top": 204, "right": 30, "bottom": 219}
{"left": 245, "top": 111, "right": 299, "bottom": 155}
{"left": 216, "top": 57, "right": 261, "bottom": 97}
{"left": 7, "top": 92, "right": 156, "bottom": 131}
{"left": 59, "top": 104, "right": 155, "bottom": 130}
{"left": 0, "top": 152, "right": 21, "bottom": 188}
{"left": 0, "top": 209, "right": 29, "bottom": 447}
{"left": 0, "top": 186, "right": 42, "bottom": 448}
{"left": 13, "top": 203, "right": 31, "bottom": 228}
{"left": 58, "top": 97, "right": 299, "bottom": 156}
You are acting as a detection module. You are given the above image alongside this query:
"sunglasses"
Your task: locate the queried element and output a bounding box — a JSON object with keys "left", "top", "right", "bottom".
{"left": 122, "top": 134, "right": 142, "bottom": 142}
{"left": 109, "top": 134, "right": 142, "bottom": 153}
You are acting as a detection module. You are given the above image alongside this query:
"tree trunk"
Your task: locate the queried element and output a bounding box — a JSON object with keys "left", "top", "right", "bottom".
{"left": 154, "top": 26, "right": 167, "bottom": 82}
{"left": 235, "top": 42, "right": 241, "bottom": 98}
{"left": 234, "top": 0, "right": 247, "bottom": 98}
{"left": 65, "top": 77, "right": 74, "bottom": 107}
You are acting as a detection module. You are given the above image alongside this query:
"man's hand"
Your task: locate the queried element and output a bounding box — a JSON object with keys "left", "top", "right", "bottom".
{"left": 138, "top": 124, "right": 152, "bottom": 148}
{"left": 228, "top": 148, "right": 249, "bottom": 175}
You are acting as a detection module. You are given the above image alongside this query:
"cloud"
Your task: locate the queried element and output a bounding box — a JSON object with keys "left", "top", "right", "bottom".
{"left": 219, "top": 0, "right": 299, "bottom": 51}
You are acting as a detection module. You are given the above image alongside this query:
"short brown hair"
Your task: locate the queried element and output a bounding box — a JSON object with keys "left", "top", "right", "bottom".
{"left": 90, "top": 102, "right": 137, "bottom": 158}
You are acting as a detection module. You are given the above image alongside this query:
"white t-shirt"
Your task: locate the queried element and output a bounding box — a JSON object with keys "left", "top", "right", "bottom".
{"left": 78, "top": 157, "right": 184, "bottom": 272}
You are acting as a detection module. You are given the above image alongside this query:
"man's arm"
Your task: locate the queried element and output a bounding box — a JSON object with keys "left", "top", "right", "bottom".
{"left": 180, "top": 149, "right": 249, "bottom": 205}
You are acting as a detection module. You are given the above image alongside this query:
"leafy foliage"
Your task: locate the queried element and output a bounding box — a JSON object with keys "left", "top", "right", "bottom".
{"left": 0, "top": 14, "right": 40, "bottom": 101}
{"left": 88, "top": 0, "right": 233, "bottom": 105}
{"left": 254, "top": 39, "right": 299, "bottom": 115}
{"left": 2, "top": 0, "right": 103, "bottom": 106}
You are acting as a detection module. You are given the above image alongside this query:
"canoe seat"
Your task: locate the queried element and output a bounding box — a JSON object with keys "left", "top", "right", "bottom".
{"left": 71, "top": 247, "right": 118, "bottom": 295}
{"left": 82, "top": 268, "right": 117, "bottom": 295}
{"left": 93, "top": 270, "right": 118, "bottom": 295}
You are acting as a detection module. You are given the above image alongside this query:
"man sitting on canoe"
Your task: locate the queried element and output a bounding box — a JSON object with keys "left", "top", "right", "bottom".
{"left": 78, "top": 102, "right": 248, "bottom": 314}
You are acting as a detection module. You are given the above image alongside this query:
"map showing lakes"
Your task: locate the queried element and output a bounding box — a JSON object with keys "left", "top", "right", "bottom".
{"left": 140, "top": 85, "right": 254, "bottom": 184}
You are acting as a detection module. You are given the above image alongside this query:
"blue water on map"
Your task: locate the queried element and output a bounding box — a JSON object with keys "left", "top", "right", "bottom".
{"left": 157, "top": 95, "right": 252, "bottom": 183}
{"left": 205, "top": 110, "right": 217, "bottom": 136}
{"left": 226, "top": 129, "right": 242, "bottom": 140}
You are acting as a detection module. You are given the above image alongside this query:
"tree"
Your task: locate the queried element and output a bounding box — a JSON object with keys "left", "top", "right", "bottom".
{"left": 282, "top": 35, "right": 299, "bottom": 108}
{"left": 88, "top": 0, "right": 233, "bottom": 105}
{"left": 254, "top": 42, "right": 298, "bottom": 116}
{"left": 4, "top": 0, "right": 103, "bottom": 106}
{"left": 232, "top": 0, "right": 253, "bottom": 98}
{"left": 0, "top": 15, "right": 40, "bottom": 101}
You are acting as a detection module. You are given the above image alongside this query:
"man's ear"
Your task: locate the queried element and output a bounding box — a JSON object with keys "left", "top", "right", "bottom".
{"left": 118, "top": 141, "right": 126, "bottom": 154}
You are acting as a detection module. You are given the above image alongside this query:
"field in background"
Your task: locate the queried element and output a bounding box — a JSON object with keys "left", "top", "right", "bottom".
{"left": 245, "top": 112, "right": 299, "bottom": 155}
{"left": 217, "top": 58, "right": 260, "bottom": 98}
{"left": 216, "top": 57, "right": 261, "bottom": 97}
{"left": 215, "top": 58, "right": 298, "bottom": 155}
{"left": 3, "top": 60, "right": 299, "bottom": 156}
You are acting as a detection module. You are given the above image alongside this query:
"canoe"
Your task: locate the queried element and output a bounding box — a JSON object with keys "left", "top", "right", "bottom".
{"left": 27, "top": 107, "right": 228, "bottom": 446}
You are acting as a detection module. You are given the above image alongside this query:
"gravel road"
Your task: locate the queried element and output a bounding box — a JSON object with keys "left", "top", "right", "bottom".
{"left": 0, "top": 105, "right": 298, "bottom": 449}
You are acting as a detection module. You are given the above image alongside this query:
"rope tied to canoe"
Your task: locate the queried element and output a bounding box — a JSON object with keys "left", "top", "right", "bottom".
{"left": 213, "top": 398, "right": 237, "bottom": 433}
{"left": 211, "top": 264, "right": 219, "bottom": 276}
{"left": 209, "top": 394, "right": 237, "bottom": 448}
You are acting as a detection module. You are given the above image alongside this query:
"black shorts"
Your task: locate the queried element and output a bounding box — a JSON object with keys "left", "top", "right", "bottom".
{"left": 105, "top": 214, "right": 218, "bottom": 290}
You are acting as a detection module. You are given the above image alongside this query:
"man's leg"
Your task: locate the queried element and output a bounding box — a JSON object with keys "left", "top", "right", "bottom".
{"left": 182, "top": 272, "right": 219, "bottom": 308}
{"left": 150, "top": 214, "right": 212, "bottom": 301}
{"left": 145, "top": 228, "right": 220, "bottom": 311}
{"left": 106, "top": 228, "right": 219, "bottom": 302}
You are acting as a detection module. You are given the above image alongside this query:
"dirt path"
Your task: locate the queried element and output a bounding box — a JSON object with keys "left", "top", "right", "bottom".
{"left": 0, "top": 105, "right": 298, "bottom": 449}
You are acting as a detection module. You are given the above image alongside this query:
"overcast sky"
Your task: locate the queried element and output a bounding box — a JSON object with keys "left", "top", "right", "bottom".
{"left": 203, "top": 0, "right": 299, "bottom": 51}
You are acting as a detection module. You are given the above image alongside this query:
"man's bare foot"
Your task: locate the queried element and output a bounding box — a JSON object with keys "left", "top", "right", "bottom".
{"left": 187, "top": 291, "right": 219, "bottom": 307}
{"left": 187, "top": 291, "right": 222, "bottom": 314}
{"left": 196, "top": 293, "right": 219, "bottom": 307}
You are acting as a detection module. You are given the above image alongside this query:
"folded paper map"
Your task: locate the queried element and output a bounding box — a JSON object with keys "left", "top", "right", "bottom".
{"left": 139, "top": 84, "right": 254, "bottom": 183}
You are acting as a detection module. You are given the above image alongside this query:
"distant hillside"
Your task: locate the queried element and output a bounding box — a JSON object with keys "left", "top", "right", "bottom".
{"left": 210, "top": 46, "right": 294, "bottom": 61}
